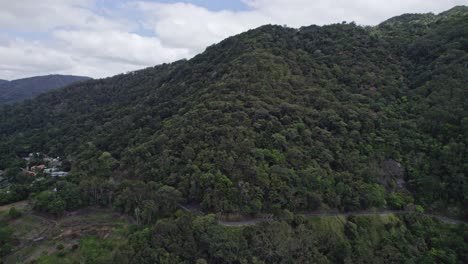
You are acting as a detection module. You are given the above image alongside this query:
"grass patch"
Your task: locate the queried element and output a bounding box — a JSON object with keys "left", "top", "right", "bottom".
{"left": 3, "top": 205, "right": 131, "bottom": 263}
{"left": 306, "top": 216, "right": 347, "bottom": 240}
{"left": 35, "top": 235, "right": 127, "bottom": 264}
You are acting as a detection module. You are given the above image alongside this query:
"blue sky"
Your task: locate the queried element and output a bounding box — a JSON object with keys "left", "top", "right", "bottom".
{"left": 0, "top": 0, "right": 465, "bottom": 80}
{"left": 151, "top": 0, "right": 248, "bottom": 11}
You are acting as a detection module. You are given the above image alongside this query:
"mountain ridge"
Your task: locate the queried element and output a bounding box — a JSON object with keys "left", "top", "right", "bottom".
{"left": 0, "top": 74, "right": 91, "bottom": 105}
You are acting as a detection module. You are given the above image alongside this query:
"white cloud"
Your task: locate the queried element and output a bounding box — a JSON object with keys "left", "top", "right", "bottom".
{"left": 0, "top": 38, "right": 75, "bottom": 78}
{"left": 54, "top": 30, "right": 190, "bottom": 66}
{"left": 0, "top": 31, "right": 190, "bottom": 79}
{"left": 0, "top": 0, "right": 131, "bottom": 31}
{"left": 136, "top": 2, "right": 267, "bottom": 51}
{"left": 138, "top": 0, "right": 467, "bottom": 57}
{"left": 241, "top": 0, "right": 467, "bottom": 25}
{"left": 0, "top": 0, "right": 466, "bottom": 79}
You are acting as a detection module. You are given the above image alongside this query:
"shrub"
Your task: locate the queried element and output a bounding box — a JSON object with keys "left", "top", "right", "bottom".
{"left": 8, "top": 207, "right": 22, "bottom": 219}
{"left": 415, "top": 205, "right": 424, "bottom": 213}
{"left": 387, "top": 192, "right": 413, "bottom": 210}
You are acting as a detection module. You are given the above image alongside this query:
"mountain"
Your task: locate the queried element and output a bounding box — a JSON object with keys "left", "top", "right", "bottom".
{"left": 0, "top": 9, "right": 466, "bottom": 216}
{"left": 0, "top": 74, "right": 91, "bottom": 104}
{"left": 0, "top": 7, "right": 467, "bottom": 263}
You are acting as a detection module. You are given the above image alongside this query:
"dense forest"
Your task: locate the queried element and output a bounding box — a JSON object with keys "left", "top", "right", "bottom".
{"left": 0, "top": 6, "right": 467, "bottom": 263}
{"left": 0, "top": 75, "right": 91, "bottom": 105}
{"left": 0, "top": 6, "right": 466, "bottom": 216}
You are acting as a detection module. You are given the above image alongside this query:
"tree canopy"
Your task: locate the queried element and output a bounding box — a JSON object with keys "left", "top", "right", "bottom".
{"left": 0, "top": 7, "right": 466, "bottom": 218}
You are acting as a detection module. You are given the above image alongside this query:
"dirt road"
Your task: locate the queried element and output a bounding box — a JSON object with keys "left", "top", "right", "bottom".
{"left": 179, "top": 205, "right": 467, "bottom": 227}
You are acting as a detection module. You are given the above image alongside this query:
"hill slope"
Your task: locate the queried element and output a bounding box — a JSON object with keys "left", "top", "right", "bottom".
{"left": 0, "top": 75, "right": 91, "bottom": 104}
{"left": 0, "top": 8, "right": 466, "bottom": 217}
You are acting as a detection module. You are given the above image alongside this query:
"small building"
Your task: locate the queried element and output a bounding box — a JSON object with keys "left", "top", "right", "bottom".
{"left": 24, "top": 171, "right": 37, "bottom": 176}
{"left": 51, "top": 159, "right": 62, "bottom": 168}
{"left": 51, "top": 171, "right": 68, "bottom": 177}
{"left": 44, "top": 157, "right": 62, "bottom": 168}
{"left": 44, "top": 168, "right": 56, "bottom": 174}
{"left": 31, "top": 164, "right": 46, "bottom": 171}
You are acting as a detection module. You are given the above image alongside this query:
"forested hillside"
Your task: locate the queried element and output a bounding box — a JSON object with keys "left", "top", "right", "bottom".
{"left": 0, "top": 7, "right": 466, "bottom": 218}
{"left": 0, "top": 75, "right": 91, "bottom": 105}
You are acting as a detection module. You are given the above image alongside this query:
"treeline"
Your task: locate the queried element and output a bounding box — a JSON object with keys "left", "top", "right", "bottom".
{"left": 33, "top": 212, "right": 468, "bottom": 263}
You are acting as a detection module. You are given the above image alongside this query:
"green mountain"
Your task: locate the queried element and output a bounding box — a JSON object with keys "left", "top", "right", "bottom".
{"left": 0, "top": 8, "right": 466, "bottom": 217}
{"left": 0, "top": 74, "right": 91, "bottom": 105}
{"left": 0, "top": 7, "right": 467, "bottom": 264}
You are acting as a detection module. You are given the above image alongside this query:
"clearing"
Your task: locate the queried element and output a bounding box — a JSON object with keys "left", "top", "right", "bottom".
{"left": 2, "top": 205, "right": 131, "bottom": 264}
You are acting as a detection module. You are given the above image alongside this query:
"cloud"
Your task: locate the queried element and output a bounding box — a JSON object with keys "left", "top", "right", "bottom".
{"left": 242, "top": 0, "right": 467, "bottom": 25}
{"left": 138, "top": 0, "right": 467, "bottom": 56}
{"left": 136, "top": 2, "right": 267, "bottom": 51}
{"left": 0, "top": 31, "right": 190, "bottom": 79}
{"left": 54, "top": 30, "right": 190, "bottom": 66}
{"left": 0, "top": 37, "right": 75, "bottom": 78}
{"left": 0, "top": 0, "right": 465, "bottom": 79}
{"left": 0, "top": 0, "right": 131, "bottom": 31}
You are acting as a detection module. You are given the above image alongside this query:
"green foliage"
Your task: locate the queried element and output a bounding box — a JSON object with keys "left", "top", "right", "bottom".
{"left": 387, "top": 192, "right": 413, "bottom": 210}
{"left": 8, "top": 206, "right": 22, "bottom": 219}
{"left": 360, "top": 184, "right": 386, "bottom": 208}
{"left": 0, "top": 7, "right": 466, "bottom": 217}
{"left": 0, "top": 223, "right": 13, "bottom": 257}
{"left": 31, "top": 180, "right": 87, "bottom": 215}
{"left": 33, "top": 190, "right": 64, "bottom": 215}
{"left": 56, "top": 181, "right": 87, "bottom": 210}
{"left": 0, "top": 75, "right": 90, "bottom": 105}
{"left": 36, "top": 235, "right": 125, "bottom": 264}
{"left": 415, "top": 204, "right": 424, "bottom": 213}
{"left": 119, "top": 213, "right": 468, "bottom": 263}
{"left": 1, "top": 7, "right": 466, "bottom": 263}
{"left": 114, "top": 181, "right": 182, "bottom": 225}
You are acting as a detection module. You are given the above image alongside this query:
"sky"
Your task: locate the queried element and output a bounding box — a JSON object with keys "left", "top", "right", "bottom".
{"left": 0, "top": 0, "right": 466, "bottom": 80}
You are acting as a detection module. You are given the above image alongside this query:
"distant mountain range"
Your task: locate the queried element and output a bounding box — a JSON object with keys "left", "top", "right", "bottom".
{"left": 0, "top": 75, "right": 91, "bottom": 104}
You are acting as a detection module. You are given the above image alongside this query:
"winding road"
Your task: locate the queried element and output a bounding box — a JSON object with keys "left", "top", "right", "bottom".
{"left": 178, "top": 205, "right": 467, "bottom": 227}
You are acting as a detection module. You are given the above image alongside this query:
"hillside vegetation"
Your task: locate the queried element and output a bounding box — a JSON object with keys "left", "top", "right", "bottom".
{"left": 0, "top": 6, "right": 467, "bottom": 264}
{"left": 0, "top": 7, "right": 467, "bottom": 218}
{"left": 0, "top": 75, "right": 91, "bottom": 105}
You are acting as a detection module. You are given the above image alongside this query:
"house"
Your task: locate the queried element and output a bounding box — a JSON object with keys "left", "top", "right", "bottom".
{"left": 31, "top": 164, "right": 46, "bottom": 171}
{"left": 51, "top": 159, "right": 62, "bottom": 168}
{"left": 44, "top": 168, "right": 56, "bottom": 174}
{"left": 24, "top": 171, "right": 37, "bottom": 176}
{"left": 51, "top": 171, "right": 68, "bottom": 177}
{"left": 44, "top": 157, "right": 62, "bottom": 168}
